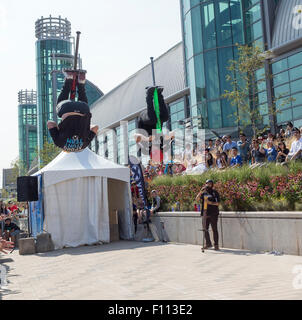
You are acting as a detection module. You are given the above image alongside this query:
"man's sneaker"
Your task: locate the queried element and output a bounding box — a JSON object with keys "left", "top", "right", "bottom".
{"left": 77, "top": 69, "right": 87, "bottom": 84}
{"left": 63, "top": 69, "right": 76, "bottom": 80}
{"left": 214, "top": 245, "right": 220, "bottom": 251}
{"left": 202, "top": 244, "right": 212, "bottom": 250}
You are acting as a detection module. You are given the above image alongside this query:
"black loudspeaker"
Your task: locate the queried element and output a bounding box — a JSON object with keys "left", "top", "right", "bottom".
{"left": 17, "top": 176, "right": 38, "bottom": 202}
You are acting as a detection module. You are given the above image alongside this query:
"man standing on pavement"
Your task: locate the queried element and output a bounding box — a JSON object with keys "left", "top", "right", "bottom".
{"left": 196, "top": 180, "right": 220, "bottom": 251}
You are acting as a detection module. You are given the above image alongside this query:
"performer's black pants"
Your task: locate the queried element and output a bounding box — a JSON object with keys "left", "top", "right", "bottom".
{"left": 203, "top": 214, "right": 219, "bottom": 246}
{"left": 139, "top": 92, "right": 169, "bottom": 127}
{"left": 57, "top": 79, "right": 89, "bottom": 118}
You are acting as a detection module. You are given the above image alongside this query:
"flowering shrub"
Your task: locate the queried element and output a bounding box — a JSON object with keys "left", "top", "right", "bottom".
{"left": 147, "top": 171, "right": 302, "bottom": 212}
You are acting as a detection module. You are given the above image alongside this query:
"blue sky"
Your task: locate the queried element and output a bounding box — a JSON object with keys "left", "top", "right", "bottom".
{"left": 0, "top": 0, "right": 182, "bottom": 186}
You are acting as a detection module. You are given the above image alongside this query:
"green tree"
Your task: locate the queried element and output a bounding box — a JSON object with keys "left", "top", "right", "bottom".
{"left": 10, "top": 157, "right": 27, "bottom": 180}
{"left": 223, "top": 44, "right": 293, "bottom": 137}
{"left": 39, "top": 140, "right": 61, "bottom": 169}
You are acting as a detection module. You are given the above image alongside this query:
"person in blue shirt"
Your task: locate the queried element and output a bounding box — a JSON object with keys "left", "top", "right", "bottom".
{"left": 230, "top": 147, "right": 243, "bottom": 167}
{"left": 266, "top": 141, "right": 278, "bottom": 162}
{"left": 223, "top": 135, "right": 237, "bottom": 154}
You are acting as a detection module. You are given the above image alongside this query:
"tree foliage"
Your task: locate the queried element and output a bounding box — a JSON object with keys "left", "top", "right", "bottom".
{"left": 223, "top": 44, "right": 293, "bottom": 137}
{"left": 39, "top": 139, "right": 61, "bottom": 169}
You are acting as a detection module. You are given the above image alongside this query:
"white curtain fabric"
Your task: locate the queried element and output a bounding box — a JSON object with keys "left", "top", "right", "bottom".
{"left": 44, "top": 176, "right": 109, "bottom": 249}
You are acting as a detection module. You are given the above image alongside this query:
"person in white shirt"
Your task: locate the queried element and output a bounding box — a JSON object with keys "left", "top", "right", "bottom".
{"left": 286, "top": 128, "right": 302, "bottom": 162}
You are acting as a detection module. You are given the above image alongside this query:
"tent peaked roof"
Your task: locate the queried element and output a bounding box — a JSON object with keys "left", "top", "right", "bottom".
{"left": 34, "top": 148, "right": 130, "bottom": 187}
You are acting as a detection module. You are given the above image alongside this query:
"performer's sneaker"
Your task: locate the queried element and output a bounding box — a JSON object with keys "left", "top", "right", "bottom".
{"left": 77, "top": 69, "right": 87, "bottom": 84}
{"left": 202, "top": 245, "right": 212, "bottom": 250}
{"left": 214, "top": 245, "right": 220, "bottom": 251}
{"left": 63, "top": 69, "right": 76, "bottom": 80}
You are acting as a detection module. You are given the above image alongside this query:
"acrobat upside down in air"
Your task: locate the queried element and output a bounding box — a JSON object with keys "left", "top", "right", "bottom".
{"left": 47, "top": 70, "right": 99, "bottom": 152}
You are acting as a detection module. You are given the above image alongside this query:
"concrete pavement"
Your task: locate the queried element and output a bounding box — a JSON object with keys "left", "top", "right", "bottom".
{"left": 1, "top": 241, "right": 302, "bottom": 300}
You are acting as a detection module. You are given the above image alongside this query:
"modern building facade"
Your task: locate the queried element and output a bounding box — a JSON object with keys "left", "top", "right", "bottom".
{"left": 18, "top": 90, "right": 38, "bottom": 170}
{"left": 2, "top": 168, "right": 17, "bottom": 197}
{"left": 90, "top": 43, "right": 189, "bottom": 165}
{"left": 35, "top": 15, "right": 104, "bottom": 155}
{"left": 181, "top": 0, "right": 302, "bottom": 137}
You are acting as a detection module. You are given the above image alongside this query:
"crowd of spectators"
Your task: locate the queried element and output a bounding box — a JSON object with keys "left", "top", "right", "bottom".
{"left": 0, "top": 201, "right": 27, "bottom": 250}
{"left": 140, "top": 122, "right": 302, "bottom": 178}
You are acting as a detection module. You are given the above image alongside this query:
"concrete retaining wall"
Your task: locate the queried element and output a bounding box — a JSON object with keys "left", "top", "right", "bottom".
{"left": 151, "top": 212, "right": 302, "bottom": 256}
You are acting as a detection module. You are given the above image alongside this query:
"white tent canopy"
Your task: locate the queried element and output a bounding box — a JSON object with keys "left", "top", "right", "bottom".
{"left": 34, "top": 148, "right": 133, "bottom": 249}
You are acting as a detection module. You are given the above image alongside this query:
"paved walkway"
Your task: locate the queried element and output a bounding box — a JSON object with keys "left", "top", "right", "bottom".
{"left": 1, "top": 241, "right": 302, "bottom": 300}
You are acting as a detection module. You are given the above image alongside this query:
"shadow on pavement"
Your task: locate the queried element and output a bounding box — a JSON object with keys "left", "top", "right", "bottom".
{"left": 207, "top": 247, "right": 264, "bottom": 256}
{"left": 35, "top": 240, "right": 169, "bottom": 258}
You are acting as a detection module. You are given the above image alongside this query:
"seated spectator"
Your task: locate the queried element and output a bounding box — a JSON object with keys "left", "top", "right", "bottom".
{"left": 267, "top": 133, "right": 275, "bottom": 143}
{"left": 207, "top": 139, "right": 214, "bottom": 152}
{"left": 279, "top": 128, "right": 286, "bottom": 140}
{"left": 223, "top": 135, "right": 237, "bottom": 154}
{"left": 286, "top": 128, "right": 302, "bottom": 162}
{"left": 214, "top": 138, "right": 223, "bottom": 153}
{"left": 266, "top": 141, "right": 278, "bottom": 162}
{"left": 221, "top": 152, "right": 228, "bottom": 167}
{"left": 250, "top": 138, "right": 266, "bottom": 167}
{"left": 276, "top": 141, "right": 289, "bottom": 164}
{"left": 3, "top": 218, "right": 20, "bottom": 246}
{"left": 230, "top": 147, "right": 243, "bottom": 167}
{"left": 205, "top": 148, "right": 214, "bottom": 168}
{"left": 237, "top": 133, "right": 250, "bottom": 163}
{"left": 150, "top": 190, "right": 161, "bottom": 215}
{"left": 8, "top": 201, "right": 18, "bottom": 214}
{"left": 285, "top": 121, "right": 294, "bottom": 139}
{"left": 214, "top": 150, "right": 228, "bottom": 170}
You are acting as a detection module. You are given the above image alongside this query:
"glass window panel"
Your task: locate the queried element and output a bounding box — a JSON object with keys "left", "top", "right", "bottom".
{"left": 194, "top": 54, "right": 206, "bottom": 102}
{"left": 255, "top": 68, "right": 265, "bottom": 80}
{"left": 259, "top": 103, "right": 268, "bottom": 115}
{"left": 293, "top": 106, "right": 302, "bottom": 119}
{"left": 290, "top": 78, "right": 302, "bottom": 94}
{"left": 258, "top": 91, "right": 267, "bottom": 104}
{"left": 277, "top": 108, "right": 292, "bottom": 123}
{"left": 191, "top": 6, "right": 203, "bottom": 54}
{"left": 276, "top": 97, "right": 291, "bottom": 110}
{"left": 244, "top": 4, "right": 261, "bottom": 26}
{"left": 262, "top": 114, "right": 269, "bottom": 125}
{"left": 272, "top": 58, "right": 288, "bottom": 74}
{"left": 218, "top": 47, "right": 234, "bottom": 95}
{"left": 184, "top": 12, "right": 193, "bottom": 59}
{"left": 222, "top": 99, "right": 237, "bottom": 127}
{"left": 230, "top": 0, "right": 244, "bottom": 44}
{"left": 202, "top": 3, "right": 216, "bottom": 49}
{"left": 257, "top": 79, "right": 266, "bottom": 92}
{"left": 274, "top": 83, "right": 290, "bottom": 98}
{"left": 289, "top": 65, "right": 302, "bottom": 81}
{"left": 216, "top": 1, "right": 232, "bottom": 46}
{"left": 208, "top": 101, "right": 222, "bottom": 128}
{"left": 182, "top": 0, "right": 191, "bottom": 14}
{"left": 205, "top": 50, "right": 220, "bottom": 100}
{"left": 246, "top": 20, "right": 262, "bottom": 43}
{"left": 243, "top": 0, "right": 259, "bottom": 9}
{"left": 291, "top": 92, "right": 302, "bottom": 107}
{"left": 273, "top": 70, "right": 289, "bottom": 87}
{"left": 288, "top": 52, "right": 302, "bottom": 68}
{"left": 190, "top": 0, "right": 200, "bottom": 7}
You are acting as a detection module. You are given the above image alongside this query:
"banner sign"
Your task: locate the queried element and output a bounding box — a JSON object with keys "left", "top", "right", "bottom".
{"left": 129, "top": 156, "right": 148, "bottom": 209}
